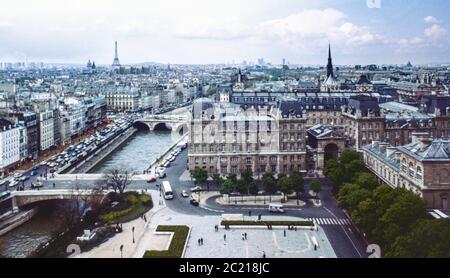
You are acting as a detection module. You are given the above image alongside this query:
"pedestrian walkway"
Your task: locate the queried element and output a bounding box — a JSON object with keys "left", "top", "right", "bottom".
{"left": 305, "top": 218, "right": 351, "bottom": 226}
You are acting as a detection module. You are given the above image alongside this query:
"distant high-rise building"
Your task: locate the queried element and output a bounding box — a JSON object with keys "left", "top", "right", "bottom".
{"left": 112, "top": 41, "right": 121, "bottom": 67}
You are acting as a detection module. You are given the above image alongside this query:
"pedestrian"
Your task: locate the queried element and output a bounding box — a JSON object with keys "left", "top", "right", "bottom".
{"left": 53, "top": 183, "right": 55, "bottom": 189}
{"left": 198, "top": 238, "right": 201, "bottom": 246}
{"left": 144, "top": 215, "right": 147, "bottom": 222}
{"left": 262, "top": 251, "right": 266, "bottom": 258}
{"left": 201, "top": 238, "right": 204, "bottom": 245}
{"left": 248, "top": 210, "right": 252, "bottom": 217}
{"left": 224, "top": 234, "right": 226, "bottom": 241}
{"left": 294, "top": 227, "right": 297, "bottom": 232}
{"left": 244, "top": 232, "right": 247, "bottom": 240}
{"left": 242, "top": 234, "right": 244, "bottom": 240}
{"left": 284, "top": 230, "right": 286, "bottom": 237}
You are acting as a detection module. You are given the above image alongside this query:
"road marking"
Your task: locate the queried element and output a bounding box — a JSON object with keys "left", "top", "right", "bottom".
{"left": 200, "top": 206, "right": 225, "bottom": 213}
{"left": 324, "top": 206, "right": 363, "bottom": 258}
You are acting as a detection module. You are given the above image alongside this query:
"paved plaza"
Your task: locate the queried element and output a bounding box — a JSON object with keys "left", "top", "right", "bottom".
{"left": 148, "top": 208, "right": 337, "bottom": 259}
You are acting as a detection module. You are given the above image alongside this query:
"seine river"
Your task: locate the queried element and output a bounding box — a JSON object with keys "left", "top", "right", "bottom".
{"left": 0, "top": 129, "right": 180, "bottom": 258}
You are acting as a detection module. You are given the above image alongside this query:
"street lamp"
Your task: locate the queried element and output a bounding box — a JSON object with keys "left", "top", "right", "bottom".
{"left": 120, "top": 245, "right": 123, "bottom": 258}
{"left": 132, "top": 227, "right": 135, "bottom": 244}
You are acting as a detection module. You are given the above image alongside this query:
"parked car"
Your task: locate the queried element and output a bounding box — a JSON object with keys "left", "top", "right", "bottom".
{"left": 19, "top": 175, "right": 30, "bottom": 182}
{"left": 31, "top": 170, "right": 38, "bottom": 176}
{"left": 190, "top": 199, "right": 199, "bottom": 206}
{"left": 8, "top": 179, "right": 19, "bottom": 188}
{"left": 181, "top": 190, "right": 189, "bottom": 198}
{"left": 190, "top": 186, "right": 203, "bottom": 193}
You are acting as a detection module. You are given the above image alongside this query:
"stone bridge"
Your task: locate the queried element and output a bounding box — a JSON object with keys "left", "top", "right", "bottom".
{"left": 10, "top": 189, "right": 105, "bottom": 212}
{"left": 134, "top": 115, "right": 189, "bottom": 134}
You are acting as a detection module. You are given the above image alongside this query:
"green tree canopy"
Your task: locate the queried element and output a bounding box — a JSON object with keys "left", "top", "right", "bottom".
{"left": 278, "top": 176, "right": 293, "bottom": 200}
{"left": 352, "top": 172, "right": 379, "bottom": 191}
{"left": 387, "top": 219, "right": 450, "bottom": 258}
{"left": 220, "top": 179, "right": 234, "bottom": 195}
{"left": 262, "top": 173, "right": 278, "bottom": 195}
{"left": 192, "top": 168, "right": 208, "bottom": 186}
{"left": 311, "top": 179, "right": 321, "bottom": 194}
{"left": 380, "top": 191, "right": 427, "bottom": 248}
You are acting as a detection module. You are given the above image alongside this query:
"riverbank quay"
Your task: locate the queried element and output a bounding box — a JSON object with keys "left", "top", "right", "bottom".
{"left": 69, "top": 128, "right": 137, "bottom": 174}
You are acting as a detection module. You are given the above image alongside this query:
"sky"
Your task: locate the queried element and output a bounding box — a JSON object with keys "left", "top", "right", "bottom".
{"left": 0, "top": 0, "right": 449, "bottom": 65}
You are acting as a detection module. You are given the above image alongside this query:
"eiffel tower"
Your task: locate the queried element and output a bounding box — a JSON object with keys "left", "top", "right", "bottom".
{"left": 112, "top": 41, "right": 121, "bottom": 67}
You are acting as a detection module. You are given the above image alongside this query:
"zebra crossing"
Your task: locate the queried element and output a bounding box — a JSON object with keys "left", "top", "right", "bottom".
{"left": 306, "top": 217, "right": 352, "bottom": 226}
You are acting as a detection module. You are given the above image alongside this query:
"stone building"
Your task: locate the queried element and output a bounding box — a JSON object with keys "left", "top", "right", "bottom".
{"left": 363, "top": 133, "right": 450, "bottom": 210}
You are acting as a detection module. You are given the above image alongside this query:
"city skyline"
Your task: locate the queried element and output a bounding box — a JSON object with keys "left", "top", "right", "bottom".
{"left": 0, "top": 0, "right": 450, "bottom": 65}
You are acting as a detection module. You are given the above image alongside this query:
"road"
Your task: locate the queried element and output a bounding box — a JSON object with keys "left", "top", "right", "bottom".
{"left": 2, "top": 146, "right": 369, "bottom": 258}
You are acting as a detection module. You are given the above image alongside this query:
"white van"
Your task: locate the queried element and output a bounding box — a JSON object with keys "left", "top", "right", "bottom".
{"left": 268, "top": 203, "right": 284, "bottom": 213}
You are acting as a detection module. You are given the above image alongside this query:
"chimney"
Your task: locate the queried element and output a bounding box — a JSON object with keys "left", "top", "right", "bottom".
{"left": 379, "top": 142, "right": 389, "bottom": 155}
{"left": 395, "top": 151, "right": 401, "bottom": 163}
{"left": 372, "top": 140, "right": 380, "bottom": 148}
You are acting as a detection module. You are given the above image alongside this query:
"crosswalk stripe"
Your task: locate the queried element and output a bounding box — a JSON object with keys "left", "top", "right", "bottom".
{"left": 337, "top": 219, "right": 344, "bottom": 225}
{"left": 330, "top": 219, "right": 337, "bottom": 225}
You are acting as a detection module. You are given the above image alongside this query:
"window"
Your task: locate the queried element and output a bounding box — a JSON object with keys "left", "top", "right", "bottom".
{"left": 416, "top": 166, "right": 423, "bottom": 180}
{"left": 409, "top": 162, "right": 415, "bottom": 178}
{"left": 401, "top": 158, "right": 407, "bottom": 172}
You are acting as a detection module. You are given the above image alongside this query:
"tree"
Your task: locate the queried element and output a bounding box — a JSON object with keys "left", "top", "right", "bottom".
{"left": 248, "top": 181, "right": 259, "bottom": 196}
{"left": 262, "top": 173, "right": 277, "bottom": 195}
{"left": 339, "top": 149, "right": 360, "bottom": 165}
{"left": 387, "top": 219, "right": 450, "bottom": 258}
{"left": 290, "top": 172, "right": 304, "bottom": 205}
{"left": 236, "top": 179, "right": 248, "bottom": 195}
{"left": 311, "top": 179, "right": 321, "bottom": 194}
{"left": 192, "top": 168, "right": 208, "bottom": 187}
{"left": 278, "top": 176, "right": 293, "bottom": 201}
{"left": 220, "top": 179, "right": 233, "bottom": 195}
{"left": 220, "top": 179, "right": 234, "bottom": 203}
{"left": 380, "top": 191, "right": 427, "bottom": 248}
{"left": 103, "top": 169, "right": 133, "bottom": 196}
{"left": 241, "top": 170, "right": 254, "bottom": 185}
{"left": 212, "top": 173, "right": 224, "bottom": 188}
{"left": 345, "top": 188, "right": 372, "bottom": 213}
{"left": 352, "top": 198, "right": 378, "bottom": 238}
{"left": 352, "top": 172, "right": 379, "bottom": 191}
{"left": 337, "top": 183, "right": 361, "bottom": 210}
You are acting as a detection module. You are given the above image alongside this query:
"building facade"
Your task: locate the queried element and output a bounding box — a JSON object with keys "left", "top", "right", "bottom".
{"left": 363, "top": 133, "right": 450, "bottom": 210}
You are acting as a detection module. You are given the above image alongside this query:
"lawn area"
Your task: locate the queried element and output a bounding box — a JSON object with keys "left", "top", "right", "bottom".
{"left": 221, "top": 220, "right": 314, "bottom": 227}
{"left": 99, "top": 192, "right": 153, "bottom": 224}
{"left": 143, "top": 225, "right": 190, "bottom": 258}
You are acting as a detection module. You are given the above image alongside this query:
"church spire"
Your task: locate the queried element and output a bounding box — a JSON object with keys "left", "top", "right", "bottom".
{"left": 326, "top": 43, "right": 334, "bottom": 78}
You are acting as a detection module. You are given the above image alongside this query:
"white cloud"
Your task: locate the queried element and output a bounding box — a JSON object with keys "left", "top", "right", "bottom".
{"left": 255, "top": 9, "right": 384, "bottom": 52}
{"left": 424, "top": 24, "right": 447, "bottom": 38}
{"left": 424, "top": 16, "right": 439, "bottom": 24}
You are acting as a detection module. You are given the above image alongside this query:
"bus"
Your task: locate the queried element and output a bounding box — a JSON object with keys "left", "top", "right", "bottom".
{"left": 161, "top": 181, "right": 174, "bottom": 200}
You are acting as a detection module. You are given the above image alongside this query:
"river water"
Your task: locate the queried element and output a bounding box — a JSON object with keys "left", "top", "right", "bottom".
{"left": 0, "top": 129, "right": 180, "bottom": 257}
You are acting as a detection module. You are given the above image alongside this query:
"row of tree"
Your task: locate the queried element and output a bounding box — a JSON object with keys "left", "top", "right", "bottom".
{"left": 325, "top": 149, "right": 450, "bottom": 258}
{"left": 192, "top": 168, "right": 321, "bottom": 204}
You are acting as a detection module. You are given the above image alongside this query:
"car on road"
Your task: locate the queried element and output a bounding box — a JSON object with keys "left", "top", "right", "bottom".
{"left": 157, "top": 171, "right": 167, "bottom": 179}
{"left": 268, "top": 203, "right": 285, "bottom": 213}
{"left": 189, "top": 198, "right": 199, "bottom": 206}
{"left": 31, "top": 170, "right": 38, "bottom": 176}
{"left": 181, "top": 190, "right": 189, "bottom": 198}
{"left": 147, "top": 176, "right": 157, "bottom": 183}
{"left": 40, "top": 160, "right": 48, "bottom": 166}
{"left": 14, "top": 172, "right": 23, "bottom": 179}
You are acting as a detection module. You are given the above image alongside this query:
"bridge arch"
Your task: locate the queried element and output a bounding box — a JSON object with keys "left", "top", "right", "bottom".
{"left": 133, "top": 121, "right": 151, "bottom": 131}
{"left": 153, "top": 122, "right": 172, "bottom": 131}
{"left": 175, "top": 123, "right": 189, "bottom": 135}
